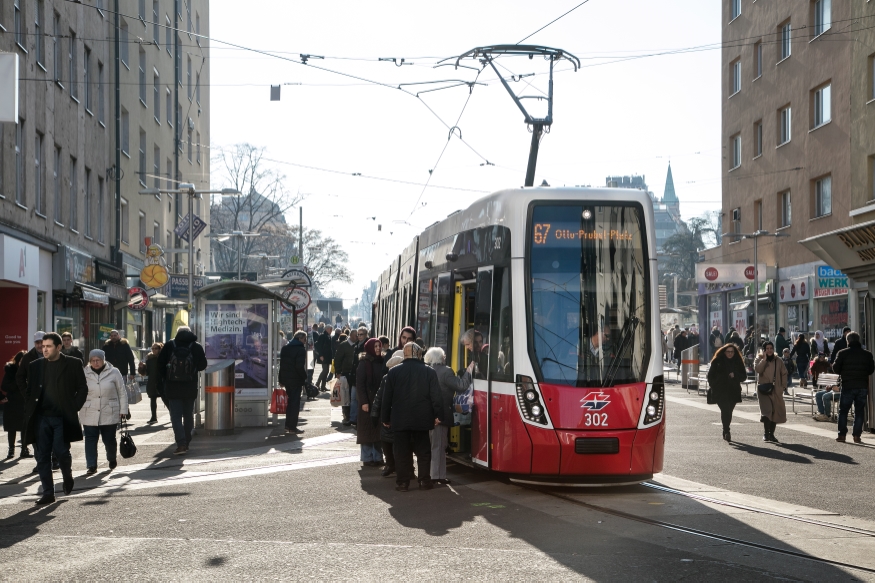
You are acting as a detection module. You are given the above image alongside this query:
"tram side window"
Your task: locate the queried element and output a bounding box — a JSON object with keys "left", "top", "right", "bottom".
{"left": 472, "top": 270, "right": 493, "bottom": 379}
{"left": 435, "top": 274, "right": 452, "bottom": 357}
{"left": 490, "top": 266, "right": 513, "bottom": 382}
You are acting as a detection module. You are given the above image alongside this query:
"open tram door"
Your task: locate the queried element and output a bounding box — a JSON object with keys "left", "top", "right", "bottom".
{"left": 450, "top": 268, "right": 494, "bottom": 468}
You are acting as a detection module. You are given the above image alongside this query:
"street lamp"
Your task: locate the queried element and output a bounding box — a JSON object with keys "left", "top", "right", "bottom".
{"left": 722, "top": 229, "right": 788, "bottom": 342}
{"left": 139, "top": 184, "right": 242, "bottom": 313}
{"left": 211, "top": 231, "right": 264, "bottom": 279}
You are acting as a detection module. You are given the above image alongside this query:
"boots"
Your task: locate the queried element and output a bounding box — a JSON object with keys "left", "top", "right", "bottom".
{"left": 763, "top": 421, "right": 779, "bottom": 443}
{"left": 768, "top": 421, "right": 779, "bottom": 443}
{"left": 19, "top": 445, "right": 32, "bottom": 458}
{"left": 5, "top": 447, "right": 13, "bottom": 460}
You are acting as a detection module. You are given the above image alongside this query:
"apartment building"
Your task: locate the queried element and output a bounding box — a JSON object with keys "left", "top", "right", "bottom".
{"left": 0, "top": 0, "right": 209, "bottom": 355}
{"left": 701, "top": 0, "right": 875, "bottom": 349}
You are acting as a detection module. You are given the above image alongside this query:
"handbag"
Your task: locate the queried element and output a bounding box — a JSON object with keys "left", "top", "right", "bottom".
{"left": 269, "top": 387, "right": 288, "bottom": 414}
{"left": 305, "top": 383, "right": 320, "bottom": 399}
{"left": 126, "top": 378, "right": 143, "bottom": 405}
{"left": 119, "top": 420, "right": 137, "bottom": 459}
{"left": 329, "top": 379, "right": 342, "bottom": 407}
{"left": 757, "top": 360, "right": 777, "bottom": 395}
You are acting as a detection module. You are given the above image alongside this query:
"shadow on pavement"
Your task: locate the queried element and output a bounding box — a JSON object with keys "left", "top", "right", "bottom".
{"left": 728, "top": 441, "right": 812, "bottom": 463}
{"left": 0, "top": 500, "right": 66, "bottom": 549}
{"left": 777, "top": 442, "right": 859, "bottom": 465}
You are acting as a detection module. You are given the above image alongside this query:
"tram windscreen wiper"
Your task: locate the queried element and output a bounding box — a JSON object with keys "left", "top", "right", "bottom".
{"left": 603, "top": 314, "right": 639, "bottom": 388}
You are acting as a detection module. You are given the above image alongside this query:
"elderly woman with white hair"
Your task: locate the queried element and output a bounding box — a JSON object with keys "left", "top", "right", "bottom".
{"left": 424, "top": 347, "right": 474, "bottom": 485}
{"left": 80, "top": 349, "right": 128, "bottom": 475}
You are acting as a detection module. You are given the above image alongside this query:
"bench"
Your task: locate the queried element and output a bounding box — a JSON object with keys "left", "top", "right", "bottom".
{"left": 696, "top": 372, "right": 708, "bottom": 397}
{"left": 815, "top": 373, "right": 843, "bottom": 420}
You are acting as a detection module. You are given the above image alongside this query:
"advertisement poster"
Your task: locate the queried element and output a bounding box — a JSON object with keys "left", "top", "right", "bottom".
{"left": 98, "top": 324, "right": 115, "bottom": 343}
{"left": 733, "top": 310, "right": 747, "bottom": 339}
{"left": 203, "top": 303, "right": 270, "bottom": 398}
{"left": 0, "top": 288, "right": 28, "bottom": 355}
{"left": 710, "top": 311, "right": 722, "bottom": 331}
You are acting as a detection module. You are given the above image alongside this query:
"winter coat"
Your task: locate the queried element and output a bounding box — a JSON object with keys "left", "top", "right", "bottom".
{"left": 355, "top": 356, "right": 385, "bottom": 444}
{"left": 810, "top": 338, "right": 829, "bottom": 359}
{"left": 22, "top": 353, "right": 89, "bottom": 445}
{"left": 1, "top": 363, "right": 25, "bottom": 432}
{"left": 315, "top": 332, "right": 333, "bottom": 363}
{"left": 80, "top": 363, "right": 128, "bottom": 426}
{"left": 709, "top": 331, "right": 724, "bottom": 350}
{"left": 829, "top": 336, "right": 848, "bottom": 365}
{"left": 62, "top": 346, "right": 85, "bottom": 364}
{"left": 706, "top": 353, "right": 746, "bottom": 406}
{"left": 381, "top": 359, "right": 443, "bottom": 431}
{"left": 832, "top": 341, "right": 875, "bottom": 389}
{"left": 104, "top": 338, "right": 137, "bottom": 376}
{"left": 774, "top": 333, "right": 791, "bottom": 356}
{"left": 754, "top": 355, "right": 788, "bottom": 424}
{"left": 279, "top": 338, "right": 307, "bottom": 390}
{"left": 334, "top": 340, "right": 356, "bottom": 377}
{"left": 145, "top": 352, "right": 162, "bottom": 398}
{"left": 673, "top": 334, "right": 690, "bottom": 360}
{"left": 789, "top": 341, "right": 812, "bottom": 366}
{"left": 728, "top": 334, "right": 745, "bottom": 352}
{"left": 371, "top": 376, "right": 393, "bottom": 443}
{"left": 431, "top": 363, "right": 472, "bottom": 425}
{"left": 15, "top": 347, "right": 43, "bottom": 396}
{"left": 157, "top": 330, "right": 208, "bottom": 400}
{"left": 810, "top": 359, "right": 832, "bottom": 384}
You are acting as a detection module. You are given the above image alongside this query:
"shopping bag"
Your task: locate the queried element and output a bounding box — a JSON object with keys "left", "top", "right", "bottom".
{"left": 329, "top": 379, "right": 343, "bottom": 407}
{"left": 126, "top": 379, "right": 143, "bottom": 405}
{"left": 269, "top": 388, "right": 288, "bottom": 414}
{"left": 338, "top": 376, "right": 350, "bottom": 407}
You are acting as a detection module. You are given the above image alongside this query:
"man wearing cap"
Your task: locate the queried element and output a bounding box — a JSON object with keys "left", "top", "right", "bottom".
{"left": 103, "top": 330, "right": 137, "bottom": 380}
{"left": 774, "top": 327, "right": 790, "bottom": 357}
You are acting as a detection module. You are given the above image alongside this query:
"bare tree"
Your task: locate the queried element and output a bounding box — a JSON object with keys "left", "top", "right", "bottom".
{"left": 257, "top": 223, "right": 353, "bottom": 292}
{"left": 209, "top": 144, "right": 303, "bottom": 272}
{"left": 699, "top": 210, "right": 722, "bottom": 248}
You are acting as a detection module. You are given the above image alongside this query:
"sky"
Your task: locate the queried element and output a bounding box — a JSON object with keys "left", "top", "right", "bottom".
{"left": 209, "top": 0, "right": 722, "bottom": 305}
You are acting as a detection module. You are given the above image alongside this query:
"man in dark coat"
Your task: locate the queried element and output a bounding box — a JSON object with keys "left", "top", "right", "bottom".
{"left": 23, "top": 333, "right": 88, "bottom": 505}
{"left": 104, "top": 330, "right": 136, "bottom": 378}
{"left": 381, "top": 342, "right": 443, "bottom": 492}
{"left": 157, "top": 326, "right": 208, "bottom": 455}
{"left": 314, "top": 325, "right": 334, "bottom": 391}
{"left": 774, "top": 327, "right": 790, "bottom": 356}
{"left": 60, "top": 332, "right": 85, "bottom": 364}
{"left": 831, "top": 331, "right": 874, "bottom": 443}
{"left": 385, "top": 326, "right": 416, "bottom": 360}
{"left": 673, "top": 330, "right": 690, "bottom": 371}
{"left": 829, "top": 327, "right": 852, "bottom": 366}
{"left": 333, "top": 332, "right": 357, "bottom": 425}
{"left": 278, "top": 331, "right": 308, "bottom": 435}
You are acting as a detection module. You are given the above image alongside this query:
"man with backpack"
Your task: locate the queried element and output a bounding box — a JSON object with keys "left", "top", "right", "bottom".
{"left": 157, "top": 326, "right": 207, "bottom": 455}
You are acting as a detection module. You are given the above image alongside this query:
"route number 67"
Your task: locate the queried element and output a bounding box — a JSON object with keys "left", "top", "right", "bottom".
{"left": 584, "top": 413, "right": 608, "bottom": 427}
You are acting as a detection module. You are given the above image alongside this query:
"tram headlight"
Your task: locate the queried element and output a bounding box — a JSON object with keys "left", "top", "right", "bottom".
{"left": 643, "top": 375, "right": 665, "bottom": 426}
{"left": 531, "top": 404, "right": 543, "bottom": 417}
{"left": 650, "top": 391, "right": 659, "bottom": 401}
{"left": 525, "top": 390, "right": 537, "bottom": 402}
{"left": 646, "top": 405, "right": 657, "bottom": 416}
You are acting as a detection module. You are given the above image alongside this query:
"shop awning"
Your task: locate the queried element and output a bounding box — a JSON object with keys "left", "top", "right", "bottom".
{"left": 730, "top": 300, "right": 751, "bottom": 311}
{"left": 78, "top": 284, "right": 109, "bottom": 306}
{"left": 799, "top": 218, "right": 875, "bottom": 281}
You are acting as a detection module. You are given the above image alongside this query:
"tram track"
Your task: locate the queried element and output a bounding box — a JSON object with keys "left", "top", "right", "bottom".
{"left": 526, "top": 485, "right": 875, "bottom": 576}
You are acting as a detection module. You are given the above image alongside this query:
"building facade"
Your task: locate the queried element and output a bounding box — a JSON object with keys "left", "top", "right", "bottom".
{"left": 0, "top": 0, "right": 209, "bottom": 358}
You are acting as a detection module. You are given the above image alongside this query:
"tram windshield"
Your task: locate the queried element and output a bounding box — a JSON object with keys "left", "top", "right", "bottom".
{"left": 529, "top": 203, "right": 650, "bottom": 387}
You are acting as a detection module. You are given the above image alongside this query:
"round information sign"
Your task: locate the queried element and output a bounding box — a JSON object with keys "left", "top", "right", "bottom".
{"left": 128, "top": 286, "right": 149, "bottom": 311}
{"left": 282, "top": 287, "right": 311, "bottom": 312}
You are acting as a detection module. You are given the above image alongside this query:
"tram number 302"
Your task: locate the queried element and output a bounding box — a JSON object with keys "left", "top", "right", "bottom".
{"left": 584, "top": 413, "right": 608, "bottom": 427}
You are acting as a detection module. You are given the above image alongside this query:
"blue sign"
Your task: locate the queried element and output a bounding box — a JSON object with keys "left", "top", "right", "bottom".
{"left": 817, "top": 266, "right": 843, "bottom": 278}
{"left": 174, "top": 214, "right": 207, "bottom": 243}
{"left": 168, "top": 274, "right": 206, "bottom": 299}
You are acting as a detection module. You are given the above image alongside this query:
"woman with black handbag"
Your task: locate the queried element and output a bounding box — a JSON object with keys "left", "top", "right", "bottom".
{"left": 707, "top": 344, "right": 747, "bottom": 442}
{"left": 754, "top": 341, "right": 788, "bottom": 443}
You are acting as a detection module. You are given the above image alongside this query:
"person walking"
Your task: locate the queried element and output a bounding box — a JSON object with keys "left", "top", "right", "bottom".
{"left": 424, "top": 347, "right": 473, "bottom": 484}
{"left": 706, "top": 344, "right": 747, "bottom": 442}
{"left": 16, "top": 332, "right": 45, "bottom": 402}
{"left": 355, "top": 338, "right": 386, "bottom": 466}
{"left": 23, "top": 333, "right": 88, "bottom": 505}
{"left": 810, "top": 330, "right": 830, "bottom": 361}
{"left": 774, "top": 327, "right": 790, "bottom": 356}
{"left": 727, "top": 330, "right": 745, "bottom": 352}
{"left": 831, "top": 331, "right": 874, "bottom": 443}
{"left": 315, "top": 325, "right": 334, "bottom": 391}
{"left": 789, "top": 333, "right": 812, "bottom": 389}
{"left": 333, "top": 331, "right": 357, "bottom": 426}
{"left": 157, "top": 326, "right": 208, "bottom": 455}
{"left": 80, "top": 349, "right": 128, "bottom": 475}
{"left": 144, "top": 343, "right": 163, "bottom": 425}
{"left": 103, "top": 330, "right": 137, "bottom": 380}
{"left": 829, "top": 327, "right": 851, "bottom": 367}
{"left": 381, "top": 342, "right": 443, "bottom": 492}
{"left": 371, "top": 354, "right": 403, "bottom": 477}
{"left": 673, "top": 329, "right": 689, "bottom": 372}
{"left": 60, "top": 332, "right": 85, "bottom": 363}
{"left": 754, "top": 341, "right": 788, "bottom": 443}
{"left": 709, "top": 326, "right": 724, "bottom": 353}
{"left": 2, "top": 351, "right": 28, "bottom": 459}
{"left": 278, "top": 330, "right": 308, "bottom": 436}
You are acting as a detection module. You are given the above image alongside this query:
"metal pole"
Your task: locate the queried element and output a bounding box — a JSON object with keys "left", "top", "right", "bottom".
{"left": 237, "top": 235, "right": 242, "bottom": 280}
{"left": 188, "top": 191, "right": 194, "bottom": 313}
{"left": 299, "top": 207, "right": 303, "bottom": 261}
{"left": 673, "top": 274, "right": 678, "bottom": 309}
{"left": 524, "top": 123, "right": 543, "bottom": 187}
{"left": 753, "top": 234, "right": 758, "bottom": 345}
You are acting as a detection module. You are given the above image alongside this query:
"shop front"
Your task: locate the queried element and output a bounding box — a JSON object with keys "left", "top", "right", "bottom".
{"left": 0, "top": 234, "right": 53, "bottom": 357}
{"left": 52, "top": 245, "right": 113, "bottom": 354}
{"left": 778, "top": 277, "right": 810, "bottom": 336}
{"left": 813, "top": 266, "right": 849, "bottom": 342}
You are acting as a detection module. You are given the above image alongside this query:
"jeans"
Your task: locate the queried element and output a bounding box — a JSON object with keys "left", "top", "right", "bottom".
{"left": 717, "top": 402, "right": 736, "bottom": 431}
{"left": 285, "top": 386, "right": 302, "bottom": 430}
{"left": 430, "top": 425, "right": 449, "bottom": 480}
{"left": 394, "top": 430, "right": 432, "bottom": 485}
{"left": 167, "top": 398, "right": 195, "bottom": 447}
{"left": 360, "top": 442, "right": 383, "bottom": 462}
{"left": 316, "top": 360, "right": 331, "bottom": 389}
{"left": 815, "top": 390, "right": 836, "bottom": 415}
{"left": 84, "top": 424, "right": 118, "bottom": 468}
{"left": 796, "top": 362, "right": 808, "bottom": 382}
{"left": 838, "top": 388, "right": 868, "bottom": 437}
{"left": 35, "top": 415, "right": 72, "bottom": 494}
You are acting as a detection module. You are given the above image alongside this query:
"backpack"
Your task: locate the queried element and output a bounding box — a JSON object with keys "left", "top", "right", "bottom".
{"left": 167, "top": 341, "right": 195, "bottom": 382}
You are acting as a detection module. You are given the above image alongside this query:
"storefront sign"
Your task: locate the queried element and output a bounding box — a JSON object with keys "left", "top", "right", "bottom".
{"left": 128, "top": 287, "right": 149, "bottom": 311}
{"left": 95, "top": 260, "right": 125, "bottom": 286}
{"left": 733, "top": 310, "right": 748, "bottom": 338}
{"left": 778, "top": 278, "right": 809, "bottom": 303}
{"left": 174, "top": 213, "right": 207, "bottom": 242}
{"left": 820, "top": 298, "right": 849, "bottom": 339}
{"left": 0, "top": 235, "right": 39, "bottom": 287}
{"left": 814, "top": 265, "right": 848, "bottom": 297}
{"left": 98, "top": 324, "right": 115, "bottom": 343}
{"left": 709, "top": 311, "right": 722, "bottom": 331}
{"left": 167, "top": 275, "right": 207, "bottom": 299}
{"left": 744, "top": 280, "right": 772, "bottom": 297}
{"left": 53, "top": 245, "right": 95, "bottom": 285}
{"left": 79, "top": 287, "right": 109, "bottom": 305}
{"left": 696, "top": 263, "right": 768, "bottom": 284}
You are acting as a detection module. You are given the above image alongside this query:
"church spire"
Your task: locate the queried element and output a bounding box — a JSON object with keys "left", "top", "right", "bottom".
{"left": 663, "top": 162, "right": 678, "bottom": 204}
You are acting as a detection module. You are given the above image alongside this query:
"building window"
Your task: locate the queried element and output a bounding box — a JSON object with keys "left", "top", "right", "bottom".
{"left": 187, "top": 1, "right": 192, "bottom": 33}
{"left": 196, "top": 12, "right": 200, "bottom": 43}
{"left": 13, "top": 0, "right": 24, "bottom": 48}
{"left": 84, "top": 167, "right": 92, "bottom": 237}
{"left": 166, "top": 88, "right": 173, "bottom": 126}
{"left": 35, "top": 0, "right": 45, "bottom": 66}
{"left": 779, "top": 190, "right": 791, "bottom": 227}
{"left": 731, "top": 207, "right": 741, "bottom": 235}
{"left": 15, "top": 119, "right": 24, "bottom": 206}
{"left": 121, "top": 109, "right": 130, "bottom": 155}
{"left": 98, "top": 62, "right": 105, "bottom": 124}
{"left": 138, "top": 48, "right": 147, "bottom": 104}
{"left": 755, "top": 41, "right": 762, "bottom": 78}
{"left": 754, "top": 199, "right": 763, "bottom": 231}
{"left": 54, "top": 145, "right": 62, "bottom": 223}
{"left": 730, "top": 133, "right": 741, "bottom": 169}
{"left": 187, "top": 127, "right": 193, "bottom": 163}
{"left": 815, "top": 175, "right": 832, "bottom": 217}
{"left": 139, "top": 129, "right": 147, "bottom": 186}
{"left": 53, "top": 12, "right": 62, "bottom": 84}
{"left": 120, "top": 21, "right": 129, "bottom": 68}
{"left": 35, "top": 133, "right": 44, "bottom": 215}
{"left": 97, "top": 177, "right": 105, "bottom": 243}
{"left": 177, "top": 104, "right": 183, "bottom": 151}
{"left": 196, "top": 73, "right": 201, "bottom": 104}
{"left": 814, "top": 0, "right": 831, "bottom": 37}
{"left": 84, "top": 46, "right": 92, "bottom": 111}
{"left": 121, "top": 198, "right": 129, "bottom": 243}
{"left": 778, "top": 105, "right": 791, "bottom": 145}
{"left": 69, "top": 156, "right": 78, "bottom": 230}
{"left": 153, "top": 72, "right": 160, "bottom": 122}
{"left": 730, "top": 58, "right": 741, "bottom": 96}
{"left": 153, "top": 221, "right": 161, "bottom": 246}
{"left": 813, "top": 83, "right": 831, "bottom": 128}
{"left": 153, "top": 145, "right": 161, "bottom": 190}
{"left": 69, "top": 30, "right": 78, "bottom": 100}
{"left": 730, "top": 0, "right": 740, "bottom": 20}
{"left": 187, "top": 56, "right": 192, "bottom": 100}
{"left": 166, "top": 158, "right": 173, "bottom": 191}
{"left": 139, "top": 211, "right": 147, "bottom": 254}
{"left": 754, "top": 120, "right": 763, "bottom": 157}
{"left": 196, "top": 132, "right": 201, "bottom": 164}
{"left": 779, "top": 21, "right": 791, "bottom": 62}
{"left": 166, "top": 15, "right": 172, "bottom": 56}
{"left": 138, "top": 0, "right": 145, "bottom": 21}
{"left": 152, "top": 0, "right": 159, "bottom": 45}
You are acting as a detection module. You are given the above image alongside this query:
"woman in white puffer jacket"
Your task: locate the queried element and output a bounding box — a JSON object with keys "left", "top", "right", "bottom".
{"left": 80, "top": 349, "right": 128, "bottom": 474}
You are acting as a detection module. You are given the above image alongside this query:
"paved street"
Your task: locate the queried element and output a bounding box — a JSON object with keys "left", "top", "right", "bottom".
{"left": 2, "top": 376, "right": 875, "bottom": 581}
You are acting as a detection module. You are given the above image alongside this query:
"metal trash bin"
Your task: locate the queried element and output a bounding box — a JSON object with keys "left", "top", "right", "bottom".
{"left": 681, "top": 345, "right": 700, "bottom": 391}
{"left": 204, "top": 359, "right": 235, "bottom": 436}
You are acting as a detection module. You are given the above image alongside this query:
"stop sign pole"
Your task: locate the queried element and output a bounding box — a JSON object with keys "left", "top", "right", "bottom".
{"left": 722, "top": 230, "right": 788, "bottom": 343}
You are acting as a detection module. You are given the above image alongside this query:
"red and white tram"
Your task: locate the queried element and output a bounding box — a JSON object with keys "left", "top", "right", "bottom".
{"left": 372, "top": 187, "right": 664, "bottom": 485}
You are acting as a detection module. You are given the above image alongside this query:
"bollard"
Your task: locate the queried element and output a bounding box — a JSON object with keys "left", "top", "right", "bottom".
{"left": 681, "top": 345, "right": 700, "bottom": 391}
{"left": 204, "top": 359, "right": 236, "bottom": 436}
